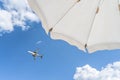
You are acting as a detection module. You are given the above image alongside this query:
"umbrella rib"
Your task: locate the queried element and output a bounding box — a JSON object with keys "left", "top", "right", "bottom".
{"left": 86, "top": 0, "right": 104, "bottom": 46}
{"left": 50, "top": 0, "right": 80, "bottom": 31}
{"left": 118, "top": 0, "right": 120, "bottom": 11}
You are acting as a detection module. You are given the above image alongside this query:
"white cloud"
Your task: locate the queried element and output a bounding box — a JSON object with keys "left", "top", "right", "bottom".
{"left": 74, "top": 61, "right": 120, "bottom": 80}
{"left": 0, "top": 0, "right": 39, "bottom": 34}
{"left": 0, "top": 9, "right": 13, "bottom": 32}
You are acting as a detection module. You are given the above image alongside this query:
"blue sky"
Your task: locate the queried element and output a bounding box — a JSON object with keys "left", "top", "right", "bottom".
{"left": 1, "top": 0, "right": 120, "bottom": 80}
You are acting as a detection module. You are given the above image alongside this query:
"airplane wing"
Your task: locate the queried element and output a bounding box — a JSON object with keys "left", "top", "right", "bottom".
{"left": 28, "top": 51, "right": 34, "bottom": 54}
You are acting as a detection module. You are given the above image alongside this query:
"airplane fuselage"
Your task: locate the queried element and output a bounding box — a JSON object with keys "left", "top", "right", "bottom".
{"left": 32, "top": 52, "right": 37, "bottom": 57}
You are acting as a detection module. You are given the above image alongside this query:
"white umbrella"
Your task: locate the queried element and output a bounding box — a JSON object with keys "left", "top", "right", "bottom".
{"left": 27, "top": 0, "right": 120, "bottom": 53}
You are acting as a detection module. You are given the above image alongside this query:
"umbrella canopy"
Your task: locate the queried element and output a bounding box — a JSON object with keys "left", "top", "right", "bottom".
{"left": 27, "top": 0, "right": 120, "bottom": 53}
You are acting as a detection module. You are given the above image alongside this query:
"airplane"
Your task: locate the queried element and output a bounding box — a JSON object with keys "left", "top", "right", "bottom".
{"left": 28, "top": 49, "right": 43, "bottom": 60}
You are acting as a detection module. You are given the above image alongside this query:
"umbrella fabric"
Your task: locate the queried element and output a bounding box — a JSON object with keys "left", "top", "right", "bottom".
{"left": 27, "top": 0, "right": 120, "bottom": 53}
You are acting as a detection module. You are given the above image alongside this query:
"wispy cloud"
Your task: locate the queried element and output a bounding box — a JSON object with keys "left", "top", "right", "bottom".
{"left": 36, "top": 40, "right": 42, "bottom": 44}
{"left": 0, "top": 0, "right": 39, "bottom": 34}
{"left": 74, "top": 61, "right": 120, "bottom": 80}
